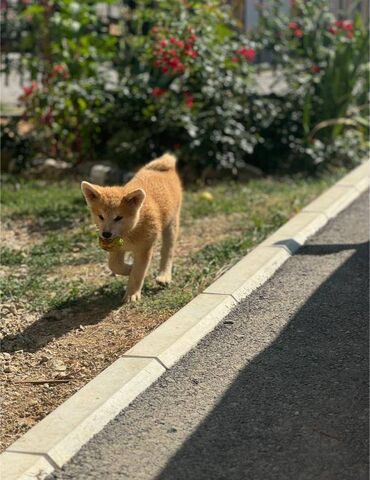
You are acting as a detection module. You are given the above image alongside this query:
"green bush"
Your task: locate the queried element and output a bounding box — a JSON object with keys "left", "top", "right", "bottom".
{"left": 13, "top": 0, "right": 369, "bottom": 174}
{"left": 103, "top": 0, "right": 257, "bottom": 174}
{"left": 251, "top": 0, "right": 369, "bottom": 172}
{"left": 0, "top": 121, "right": 36, "bottom": 172}
{"left": 18, "top": 0, "right": 117, "bottom": 163}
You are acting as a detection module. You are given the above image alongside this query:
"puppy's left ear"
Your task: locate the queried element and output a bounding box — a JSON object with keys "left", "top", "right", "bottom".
{"left": 81, "top": 181, "right": 101, "bottom": 205}
{"left": 124, "top": 188, "right": 146, "bottom": 210}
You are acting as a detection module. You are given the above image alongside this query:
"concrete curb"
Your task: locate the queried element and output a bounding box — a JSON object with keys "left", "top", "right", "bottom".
{"left": 1, "top": 160, "right": 369, "bottom": 480}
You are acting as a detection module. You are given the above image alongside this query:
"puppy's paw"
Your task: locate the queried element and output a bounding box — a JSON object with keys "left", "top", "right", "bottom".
{"left": 123, "top": 291, "right": 141, "bottom": 303}
{"left": 155, "top": 274, "right": 172, "bottom": 286}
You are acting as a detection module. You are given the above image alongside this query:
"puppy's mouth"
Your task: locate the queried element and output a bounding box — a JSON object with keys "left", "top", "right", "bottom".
{"left": 99, "top": 232, "right": 121, "bottom": 241}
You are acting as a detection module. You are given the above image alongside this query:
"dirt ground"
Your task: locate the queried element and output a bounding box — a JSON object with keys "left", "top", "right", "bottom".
{"left": 0, "top": 213, "right": 244, "bottom": 452}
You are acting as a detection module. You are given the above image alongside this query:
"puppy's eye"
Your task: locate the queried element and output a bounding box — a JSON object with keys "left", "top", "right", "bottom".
{"left": 98, "top": 214, "right": 104, "bottom": 220}
{"left": 114, "top": 216, "right": 123, "bottom": 222}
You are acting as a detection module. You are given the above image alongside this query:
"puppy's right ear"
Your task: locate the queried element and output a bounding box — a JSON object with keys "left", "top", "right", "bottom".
{"left": 81, "top": 181, "right": 101, "bottom": 205}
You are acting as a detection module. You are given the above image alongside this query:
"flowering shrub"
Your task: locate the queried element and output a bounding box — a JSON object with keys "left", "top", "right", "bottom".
{"left": 252, "top": 0, "right": 369, "bottom": 171}
{"left": 104, "top": 0, "right": 258, "bottom": 173}
{"left": 8, "top": 0, "right": 369, "bottom": 174}
{"left": 18, "top": 0, "right": 117, "bottom": 163}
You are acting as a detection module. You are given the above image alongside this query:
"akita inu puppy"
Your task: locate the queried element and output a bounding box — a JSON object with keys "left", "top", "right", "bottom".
{"left": 81, "top": 153, "right": 182, "bottom": 303}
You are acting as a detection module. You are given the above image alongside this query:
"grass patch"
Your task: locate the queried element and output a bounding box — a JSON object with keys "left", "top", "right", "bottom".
{"left": 0, "top": 247, "right": 26, "bottom": 266}
{"left": 1, "top": 170, "right": 346, "bottom": 314}
{"left": 1, "top": 177, "right": 86, "bottom": 230}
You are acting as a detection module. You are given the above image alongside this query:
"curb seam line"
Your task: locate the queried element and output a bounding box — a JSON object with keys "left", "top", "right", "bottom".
{"left": 122, "top": 355, "right": 169, "bottom": 371}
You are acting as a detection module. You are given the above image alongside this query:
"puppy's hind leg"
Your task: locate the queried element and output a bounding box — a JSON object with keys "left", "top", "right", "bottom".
{"left": 156, "top": 213, "right": 179, "bottom": 286}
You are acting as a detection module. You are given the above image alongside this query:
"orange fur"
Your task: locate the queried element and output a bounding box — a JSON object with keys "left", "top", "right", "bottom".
{"left": 81, "top": 153, "right": 182, "bottom": 303}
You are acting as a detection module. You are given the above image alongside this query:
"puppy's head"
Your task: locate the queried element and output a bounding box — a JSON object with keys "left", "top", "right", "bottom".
{"left": 81, "top": 181, "right": 146, "bottom": 239}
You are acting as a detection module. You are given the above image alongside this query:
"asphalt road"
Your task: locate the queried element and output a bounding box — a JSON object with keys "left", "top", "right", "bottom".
{"left": 50, "top": 192, "right": 369, "bottom": 480}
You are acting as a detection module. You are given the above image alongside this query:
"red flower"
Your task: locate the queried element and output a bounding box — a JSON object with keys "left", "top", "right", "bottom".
{"left": 49, "top": 64, "right": 69, "bottom": 80}
{"left": 311, "top": 64, "right": 321, "bottom": 74}
{"left": 288, "top": 21, "right": 299, "bottom": 30}
{"left": 151, "top": 87, "right": 167, "bottom": 98}
{"left": 184, "top": 45, "right": 198, "bottom": 58}
{"left": 22, "top": 81, "right": 38, "bottom": 97}
{"left": 237, "top": 47, "right": 256, "bottom": 62}
{"left": 52, "top": 64, "right": 67, "bottom": 75}
{"left": 168, "top": 57, "right": 180, "bottom": 68}
{"left": 170, "top": 36, "right": 177, "bottom": 44}
{"left": 328, "top": 26, "right": 337, "bottom": 34}
{"left": 342, "top": 21, "right": 353, "bottom": 31}
{"left": 162, "top": 66, "right": 169, "bottom": 74}
{"left": 184, "top": 92, "right": 194, "bottom": 109}
{"left": 175, "top": 62, "right": 186, "bottom": 73}
{"left": 176, "top": 40, "right": 184, "bottom": 49}
{"left": 294, "top": 29, "right": 303, "bottom": 38}
{"left": 335, "top": 20, "right": 344, "bottom": 28}
{"left": 159, "top": 39, "right": 167, "bottom": 47}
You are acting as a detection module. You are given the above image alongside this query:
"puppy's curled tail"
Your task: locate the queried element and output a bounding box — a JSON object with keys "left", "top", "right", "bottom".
{"left": 145, "top": 153, "right": 177, "bottom": 172}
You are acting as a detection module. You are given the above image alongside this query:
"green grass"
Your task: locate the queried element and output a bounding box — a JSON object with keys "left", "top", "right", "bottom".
{"left": 0, "top": 170, "right": 347, "bottom": 314}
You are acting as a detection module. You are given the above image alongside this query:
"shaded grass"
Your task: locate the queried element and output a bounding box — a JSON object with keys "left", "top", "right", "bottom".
{"left": 0, "top": 170, "right": 346, "bottom": 314}
{"left": 1, "top": 177, "right": 85, "bottom": 230}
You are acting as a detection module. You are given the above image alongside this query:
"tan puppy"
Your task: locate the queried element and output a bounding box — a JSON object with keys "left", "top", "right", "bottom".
{"left": 81, "top": 153, "right": 182, "bottom": 303}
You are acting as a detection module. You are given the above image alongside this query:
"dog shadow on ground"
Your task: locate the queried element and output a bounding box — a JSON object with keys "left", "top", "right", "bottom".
{"left": 1, "top": 279, "right": 162, "bottom": 354}
{"left": 1, "top": 285, "right": 122, "bottom": 353}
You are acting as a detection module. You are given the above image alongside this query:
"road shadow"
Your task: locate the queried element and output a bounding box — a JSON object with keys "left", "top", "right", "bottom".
{"left": 156, "top": 240, "right": 369, "bottom": 480}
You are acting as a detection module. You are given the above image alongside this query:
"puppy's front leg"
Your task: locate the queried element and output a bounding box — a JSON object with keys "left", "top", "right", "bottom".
{"left": 108, "top": 250, "right": 132, "bottom": 276}
{"left": 124, "top": 247, "right": 153, "bottom": 303}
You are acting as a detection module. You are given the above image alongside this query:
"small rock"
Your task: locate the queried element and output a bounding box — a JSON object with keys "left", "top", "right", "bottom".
{"left": 27, "top": 158, "right": 72, "bottom": 180}
{"left": 89, "top": 164, "right": 125, "bottom": 185}
{"left": 90, "top": 164, "right": 111, "bottom": 184}
{"left": 3, "top": 365, "right": 14, "bottom": 373}
{"left": 51, "top": 360, "right": 67, "bottom": 372}
{"left": 2, "top": 353, "right": 11, "bottom": 360}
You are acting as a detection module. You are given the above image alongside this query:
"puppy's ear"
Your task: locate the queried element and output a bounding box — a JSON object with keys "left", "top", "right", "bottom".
{"left": 81, "top": 181, "right": 101, "bottom": 205}
{"left": 123, "top": 188, "right": 146, "bottom": 210}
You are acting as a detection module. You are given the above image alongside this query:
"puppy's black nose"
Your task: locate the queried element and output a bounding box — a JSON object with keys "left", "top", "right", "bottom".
{"left": 102, "top": 231, "right": 112, "bottom": 239}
